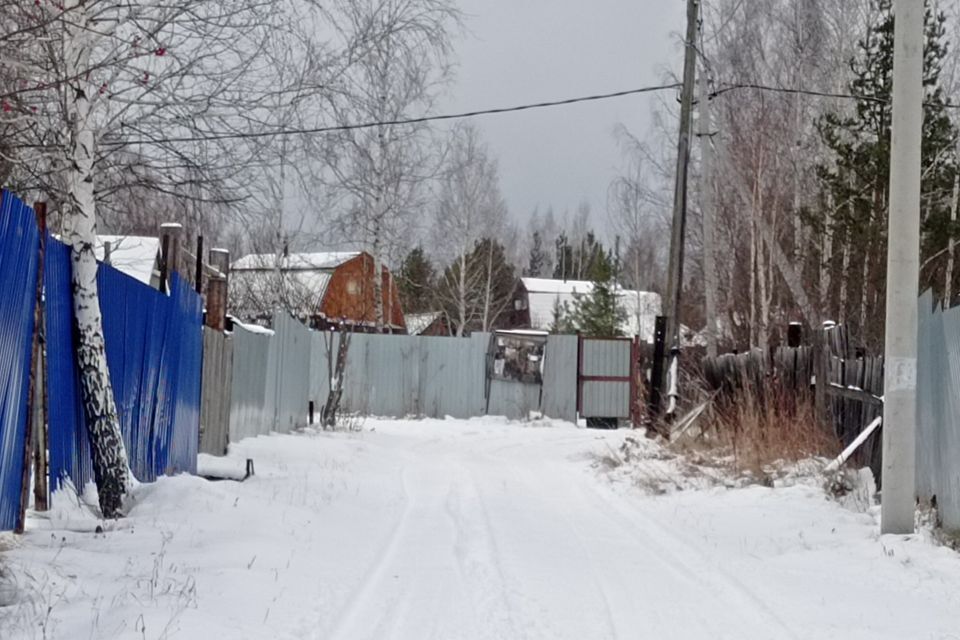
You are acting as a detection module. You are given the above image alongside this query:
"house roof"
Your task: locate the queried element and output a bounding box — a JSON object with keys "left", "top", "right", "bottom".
{"left": 95, "top": 235, "right": 161, "bottom": 286}
{"left": 520, "top": 277, "right": 662, "bottom": 341}
{"left": 406, "top": 311, "right": 445, "bottom": 335}
{"left": 231, "top": 251, "right": 360, "bottom": 271}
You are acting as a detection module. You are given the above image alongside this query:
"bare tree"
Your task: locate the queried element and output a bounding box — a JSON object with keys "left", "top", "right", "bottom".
{"left": 608, "top": 128, "right": 668, "bottom": 336}
{"left": 320, "top": 0, "right": 460, "bottom": 331}
{"left": 0, "top": 0, "right": 360, "bottom": 516}
{"left": 433, "top": 123, "right": 511, "bottom": 335}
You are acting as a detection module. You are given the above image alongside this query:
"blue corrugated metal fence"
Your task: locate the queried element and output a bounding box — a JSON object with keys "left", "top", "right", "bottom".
{"left": 46, "top": 240, "right": 203, "bottom": 491}
{"left": 0, "top": 191, "right": 40, "bottom": 530}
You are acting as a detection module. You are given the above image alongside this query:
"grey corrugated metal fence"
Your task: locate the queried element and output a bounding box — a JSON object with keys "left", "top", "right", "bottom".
{"left": 308, "top": 332, "right": 490, "bottom": 419}
{"left": 225, "top": 320, "right": 583, "bottom": 448}
{"left": 200, "top": 328, "right": 233, "bottom": 455}
{"left": 541, "top": 335, "right": 579, "bottom": 423}
{"left": 270, "top": 312, "right": 312, "bottom": 432}
{"left": 917, "top": 291, "right": 960, "bottom": 530}
{"left": 229, "top": 323, "right": 272, "bottom": 442}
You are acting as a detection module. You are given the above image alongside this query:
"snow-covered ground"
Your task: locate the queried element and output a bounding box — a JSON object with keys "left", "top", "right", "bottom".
{"left": 3, "top": 417, "right": 960, "bottom": 639}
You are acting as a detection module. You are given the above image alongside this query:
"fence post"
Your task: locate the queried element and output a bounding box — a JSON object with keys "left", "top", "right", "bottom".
{"left": 206, "top": 275, "right": 227, "bottom": 331}
{"left": 195, "top": 235, "right": 204, "bottom": 295}
{"left": 16, "top": 202, "right": 47, "bottom": 532}
{"left": 33, "top": 203, "right": 48, "bottom": 513}
{"left": 649, "top": 316, "right": 667, "bottom": 418}
{"left": 630, "top": 335, "right": 640, "bottom": 427}
{"left": 209, "top": 248, "right": 230, "bottom": 281}
{"left": 209, "top": 248, "right": 230, "bottom": 327}
{"left": 160, "top": 222, "right": 183, "bottom": 285}
{"left": 814, "top": 325, "right": 830, "bottom": 428}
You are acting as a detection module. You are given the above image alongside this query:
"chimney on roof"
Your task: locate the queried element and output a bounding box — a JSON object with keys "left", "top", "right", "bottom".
{"left": 103, "top": 240, "right": 112, "bottom": 265}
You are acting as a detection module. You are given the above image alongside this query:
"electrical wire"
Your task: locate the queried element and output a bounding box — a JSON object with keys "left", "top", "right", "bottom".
{"left": 13, "top": 80, "right": 960, "bottom": 150}
{"left": 99, "top": 83, "right": 685, "bottom": 147}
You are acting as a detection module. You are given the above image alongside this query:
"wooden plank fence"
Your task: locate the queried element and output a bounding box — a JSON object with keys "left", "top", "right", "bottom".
{"left": 702, "top": 324, "right": 884, "bottom": 480}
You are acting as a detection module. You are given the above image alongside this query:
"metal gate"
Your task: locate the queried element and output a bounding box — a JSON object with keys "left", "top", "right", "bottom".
{"left": 577, "top": 336, "right": 637, "bottom": 421}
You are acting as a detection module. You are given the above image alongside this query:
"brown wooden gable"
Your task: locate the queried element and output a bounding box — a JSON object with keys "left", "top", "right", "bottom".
{"left": 318, "top": 253, "right": 406, "bottom": 331}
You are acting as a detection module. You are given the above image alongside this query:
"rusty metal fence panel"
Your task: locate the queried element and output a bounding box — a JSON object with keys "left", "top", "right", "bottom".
{"left": 200, "top": 328, "right": 233, "bottom": 455}
{"left": 579, "top": 338, "right": 632, "bottom": 419}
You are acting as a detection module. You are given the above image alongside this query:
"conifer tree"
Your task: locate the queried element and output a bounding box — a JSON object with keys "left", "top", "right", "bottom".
{"left": 568, "top": 252, "right": 626, "bottom": 337}
{"left": 526, "top": 230, "right": 547, "bottom": 277}
{"left": 398, "top": 247, "right": 436, "bottom": 314}
{"left": 816, "top": 0, "right": 957, "bottom": 346}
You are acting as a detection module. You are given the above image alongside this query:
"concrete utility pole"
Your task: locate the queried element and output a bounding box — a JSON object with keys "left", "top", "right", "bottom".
{"left": 661, "top": 0, "right": 700, "bottom": 397}
{"left": 882, "top": 0, "right": 923, "bottom": 535}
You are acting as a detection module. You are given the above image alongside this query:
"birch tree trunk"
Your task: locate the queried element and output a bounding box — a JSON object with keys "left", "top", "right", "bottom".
{"left": 749, "top": 205, "right": 758, "bottom": 347}
{"left": 946, "top": 172, "right": 958, "bottom": 304}
{"left": 699, "top": 65, "right": 719, "bottom": 358}
{"left": 370, "top": 210, "right": 384, "bottom": 333}
{"left": 456, "top": 252, "right": 468, "bottom": 337}
{"left": 758, "top": 221, "right": 770, "bottom": 355}
{"left": 820, "top": 195, "right": 834, "bottom": 315}
{"left": 372, "top": 241, "right": 385, "bottom": 331}
{"left": 482, "top": 239, "right": 495, "bottom": 332}
{"left": 63, "top": 0, "right": 129, "bottom": 518}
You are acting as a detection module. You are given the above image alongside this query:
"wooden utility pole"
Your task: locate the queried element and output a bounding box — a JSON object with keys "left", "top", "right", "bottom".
{"left": 698, "top": 17, "right": 718, "bottom": 360}
{"left": 660, "top": 0, "right": 700, "bottom": 406}
{"left": 882, "top": 0, "right": 923, "bottom": 535}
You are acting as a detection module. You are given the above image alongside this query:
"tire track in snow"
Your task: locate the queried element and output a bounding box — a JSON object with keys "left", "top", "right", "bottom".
{"left": 465, "top": 456, "right": 624, "bottom": 639}
{"left": 322, "top": 466, "right": 416, "bottom": 640}
{"left": 443, "top": 464, "right": 520, "bottom": 639}
{"left": 580, "top": 477, "right": 803, "bottom": 640}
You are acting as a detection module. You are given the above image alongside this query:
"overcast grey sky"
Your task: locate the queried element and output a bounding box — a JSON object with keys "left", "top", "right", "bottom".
{"left": 442, "top": 1, "right": 685, "bottom": 236}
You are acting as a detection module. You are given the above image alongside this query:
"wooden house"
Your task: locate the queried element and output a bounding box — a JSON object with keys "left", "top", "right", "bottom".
{"left": 507, "top": 277, "right": 662, "bottom": 341}
{"left": 229, "top": 251, "right": 406, "bottom": 332}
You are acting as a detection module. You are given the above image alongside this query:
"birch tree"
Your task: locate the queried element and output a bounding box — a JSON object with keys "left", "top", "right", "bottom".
{"left": 0, "top": 0, "right": 356, "bottom": 516}
{"left": 608, "top": 129, "right": 667, "bottom": 338}
{"left": 433, "top": 123, "right": 509, "bottom": 335}
{"left": 321, "top": 0, "right": 459, "bottom": 331}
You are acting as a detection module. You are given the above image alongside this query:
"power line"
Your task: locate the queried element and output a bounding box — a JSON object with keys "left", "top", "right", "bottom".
{"left": 709, "top": 82, "right": 960, "bottom": 111}
{"left": 710, "top": 83, "right": 890, "bottom": 105}
{"left": 102, "top": 84, "right": 684, "bottom": 147}
{"left": 14, "top": 80, "right": 960, "bottom": 150}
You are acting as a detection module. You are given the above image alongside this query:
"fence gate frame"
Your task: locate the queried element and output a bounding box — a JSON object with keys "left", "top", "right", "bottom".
{"left": 576, "top": 335, "right": 639, "bottom": 425}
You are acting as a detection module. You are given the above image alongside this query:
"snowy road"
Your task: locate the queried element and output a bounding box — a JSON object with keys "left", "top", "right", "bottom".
{"left": 5, "top": 417, "right": 960, "bottom": 639}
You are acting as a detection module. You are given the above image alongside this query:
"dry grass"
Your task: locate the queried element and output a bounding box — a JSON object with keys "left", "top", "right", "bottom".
{"left": 686, "top": 387, "right": 841, "bottom": 477}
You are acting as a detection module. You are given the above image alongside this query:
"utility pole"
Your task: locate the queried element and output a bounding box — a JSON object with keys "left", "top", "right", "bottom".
{"left": 882, "top": 0, "right": 922, "bottom": 535}
{"left": 698, "top": 18, "right": 718, "bottom": 361}
{"left": 660, "top": 0, "right": 700, "bottom": 408}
